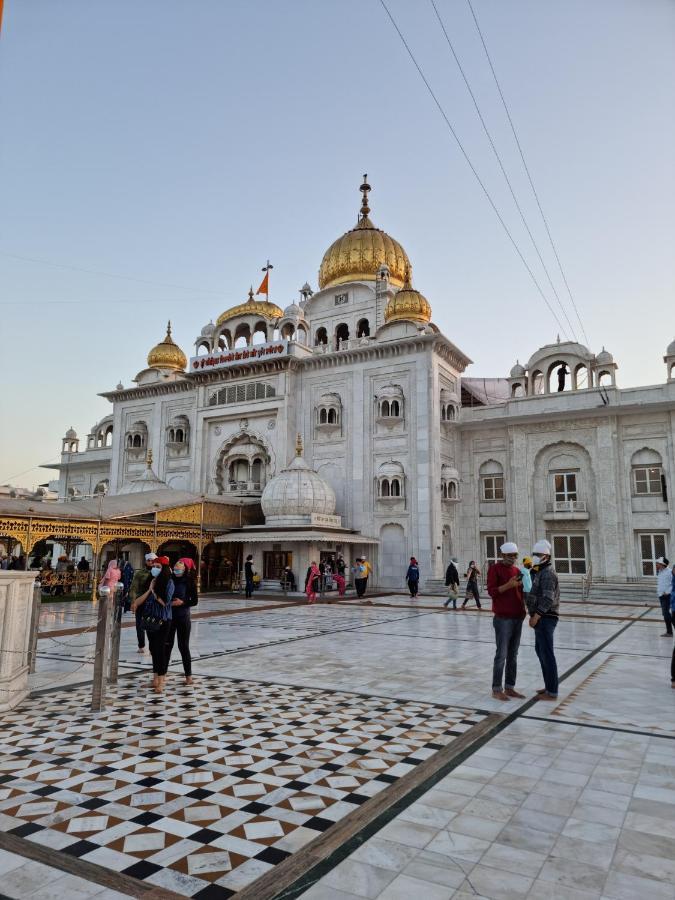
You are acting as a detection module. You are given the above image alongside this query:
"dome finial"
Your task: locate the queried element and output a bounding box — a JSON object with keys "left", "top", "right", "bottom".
{"left": 295, "top": 433, "right": 303, "bottom": 457}
{"left": 359, "top": 173, "right": 371, "bottom": 220}
{"left": 146, "top": 449, "right": 153, "bottom": 468}
{"left": 248, "top": 286, "right": 255, "bottom": 302}
{"left": 403, "top": 264, "right": 412, "bottom": 289}
{"left": 167, "top": 320, "right": 172, "bottom": 337}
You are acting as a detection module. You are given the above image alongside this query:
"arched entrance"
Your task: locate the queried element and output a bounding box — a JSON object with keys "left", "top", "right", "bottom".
{"left": 156, "top": 540, "right": 198, "bottom": 567}
{"left": 201, "top": 541, "right": 242, "bottom": 592}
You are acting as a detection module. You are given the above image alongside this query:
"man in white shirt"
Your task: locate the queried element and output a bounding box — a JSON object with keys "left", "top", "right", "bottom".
{"left": 656, "top": 557, "right": 673, "bottom": 637}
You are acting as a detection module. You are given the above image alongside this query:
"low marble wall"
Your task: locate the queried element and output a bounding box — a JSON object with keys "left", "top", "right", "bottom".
{"left": 0, "top": 571, "right": 37, "bottom": 712}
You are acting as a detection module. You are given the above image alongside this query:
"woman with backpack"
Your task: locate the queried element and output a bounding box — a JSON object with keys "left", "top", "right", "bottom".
{"left": 406, "top": 557, "right": 420, "bottom": 598}
{"left": 131, "top": 555, "right": 173, "bottom": 692}
{"left": 461, "top": 561, "right": 482, "bottom": 609}
{"left": 166, "top": 557, "right": 198, "bottom": 685}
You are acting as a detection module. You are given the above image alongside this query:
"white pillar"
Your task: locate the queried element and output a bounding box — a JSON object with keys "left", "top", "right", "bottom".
{"left": 0, "top": 572, "right": 37, "bottom": 712}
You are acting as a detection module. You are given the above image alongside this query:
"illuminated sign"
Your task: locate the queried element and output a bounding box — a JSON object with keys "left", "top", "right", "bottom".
{"left": 191, "top": 341, "right": 288, "bottom": 371}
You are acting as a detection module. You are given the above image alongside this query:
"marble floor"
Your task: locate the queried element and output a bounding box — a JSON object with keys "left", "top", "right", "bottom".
{"left": 0, "top": 593, "right": 672, "bottom": 899}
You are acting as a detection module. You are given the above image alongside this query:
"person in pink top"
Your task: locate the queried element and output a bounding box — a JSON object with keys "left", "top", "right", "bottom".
{"left": 305, "top": 561, "right": 320, "bottom": 604}
{"left": 100, "top": 559, "right": 121, "bottom": 591}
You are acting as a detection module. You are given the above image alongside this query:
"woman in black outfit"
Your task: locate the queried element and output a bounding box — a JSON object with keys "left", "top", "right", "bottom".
{"left": 167, "top": 557, "right": 198, "bottom": 685}
{"left": 131, "top": 555, "right": 173, "bottom": 692}
{"left": 461, "top": 561, "right": 482, "bottom": 609}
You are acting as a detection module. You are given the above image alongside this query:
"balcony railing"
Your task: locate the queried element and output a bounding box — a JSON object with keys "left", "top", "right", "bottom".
{"left": 313, "top": 337, "right": 374, "bottom": 354}
{"left": 546, "top": 500, "right": 587, "bottom": 513}
{"left": 227, "top": 481, "right": 262, "bottom": 495}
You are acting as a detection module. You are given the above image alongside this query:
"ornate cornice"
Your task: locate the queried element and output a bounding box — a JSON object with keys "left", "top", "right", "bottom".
{"left": 99, "top": 379, "right": 194, "bottom": 403}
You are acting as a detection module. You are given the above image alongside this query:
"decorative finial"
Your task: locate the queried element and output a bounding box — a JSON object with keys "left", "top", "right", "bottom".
{"left": 248, "top": 286, "right": 254, "bottom": 302}
{"left": 295, "top": 433, "right": 303, "bottom": 457}
{"left": 167, "top": 320, "right": 172, "bottom": 337}
{"left": 146, "top": 449, "right": 153, "bottom": 468}
{"left": 359, "top": 173, "right": 371, "bottom": 220}
{"left": 403, "top": 264, "right": 412, "bottom": 289}
{"left": 556, "top": 333, "right": 561, "bottom": 343}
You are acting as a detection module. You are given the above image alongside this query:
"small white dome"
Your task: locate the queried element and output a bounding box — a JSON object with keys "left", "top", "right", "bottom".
{"left": 201, "top": 321, "right": 215, "bottom": 337}
{"left": 378, "top": 459, "right": 405, "bottom": 478}
{"left": 65, "top": 426, "right": 77, "bottom": 439}
{"left": 595, "top": 347, "right": 614, "bottom": 365}
{"left": 510, "top": 361, "right": 526, "bottom": 377}
{"left": 666, "top": 338, "right": 675, "bottom": 356}
{"left": 261, "top": 453, "right": 336, "bottom": 524}
{"left": 283, "top": 302, "right": 302, "bottom": 318}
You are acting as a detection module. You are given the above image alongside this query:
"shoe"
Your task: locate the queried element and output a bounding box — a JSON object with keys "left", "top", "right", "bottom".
{"left": 536, "top": 688, "right": 547, "bottom": 695}
{"left": 505, "top": 688, "right": 525, "bottom": 698}
{"left": 137, "top": 647, "right": 146, "bottom": 653}
{"left": 492, "top": 690, "right": 511, "bottom": 701}
{"left": 661, "top": 632, "right": 673, "bottom": 637}
{"left": 536, "top": 692, "right": 558, "bottom": 701}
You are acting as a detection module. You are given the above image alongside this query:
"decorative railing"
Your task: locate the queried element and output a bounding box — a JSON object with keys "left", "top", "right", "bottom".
{"left": 227, "top": 481, "right": 262, "bottom": 494}
{"left": 313, "top": 337, "right": 374, "bottom": 354}
{"left": 545, "top": 500, "right": 587, "bottom": 513}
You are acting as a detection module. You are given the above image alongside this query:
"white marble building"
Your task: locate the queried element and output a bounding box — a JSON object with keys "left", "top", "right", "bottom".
{"left": 47, "top": 178, "right": 675, "bottom": 588}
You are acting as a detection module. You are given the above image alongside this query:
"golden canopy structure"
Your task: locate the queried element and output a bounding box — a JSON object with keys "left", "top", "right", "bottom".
{"left": 318, "top": 176, "right": 411, "bottom": 290}
{"left": 215, "top": 288, "right": 283, "bottom": 328}
{"left": 147, "top": 321, "right": 187, "bottom": 371}
{"left": 384, "top": 269, "right": 432, "bottom": 325}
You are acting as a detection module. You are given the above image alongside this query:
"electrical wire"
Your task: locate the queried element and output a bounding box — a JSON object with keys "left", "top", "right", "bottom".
{"left": 377, "top": 0, "right": 571, "bottom": 339}
{"left": 429, "top": 0, "right": 578, "bottom": 342}
{"left": 465, "top": 0, "right": 590, "bottom": 346}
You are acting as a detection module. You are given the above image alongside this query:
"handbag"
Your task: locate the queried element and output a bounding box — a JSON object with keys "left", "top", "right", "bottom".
{"left": 140, "top": 591, "right": 171, "bottom": 633}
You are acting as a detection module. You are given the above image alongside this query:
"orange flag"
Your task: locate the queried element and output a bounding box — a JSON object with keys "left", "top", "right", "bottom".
{"left": 256, "top": 271, "right": 269, "bottom": 296}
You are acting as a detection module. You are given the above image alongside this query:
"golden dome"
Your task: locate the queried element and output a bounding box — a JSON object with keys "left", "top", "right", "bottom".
{"left": 318, "top": 176, "right": 411, "bottom": 290}
{"left": 147, "top": 321, "right": 187, "bottom": 371}
{"left": 384, "top": 270, "right": 432, "bottom": 325}
{"left": 216, "top": 288, "right": 283, "bottom": 327}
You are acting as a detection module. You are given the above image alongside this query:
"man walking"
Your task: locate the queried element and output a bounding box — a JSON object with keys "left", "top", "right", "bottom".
{"left": 129, "top": 552, "right": 156, "bottom": 653}
{"left": 443, "top": 557, "right": 460, "bottom": 609}
{"left": 527, "top": 539, "right": 560, "bottom": 700}
{"left": 656, "top": 557, "right": 673, "bottom": 637}
{"left": 487, "top": 542, "right": 526, "bottom": 701}
{"left": 244, "top": 555, "right": 255, "bottom": 598}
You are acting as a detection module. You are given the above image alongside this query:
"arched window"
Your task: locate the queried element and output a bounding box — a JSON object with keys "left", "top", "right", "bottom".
{"left": 391, "top": 479, "right": 401, "bottom": 497}
{"left": 479, "top": 459, "right": 505, "bottom": 501}
{"left": 357, "top": 318, "right": 370, "bottom": 338}
{"left": 296, "top": 324, "right": 308, "bottom": 345}
{"left": 175, "top": 428, "right": 184, "bottom": 443}
{"left": 511, "top": 383, "right": 525, "bottom": 398}
{"left": 316, "top": 393, "right": 342, "bottom": 429}
{"left": 377, "top": 461, "right": 405, "bottom": 500}
{"left": 126, "top": 435, "right": 133, "bottom": 448}
{"left": 598, "top": 370, "right": 612, "bottom": 387}
{"left": 448, "top": 481, "right": 457, "bottom": 499}
{"left": 168, "top": 428, "right": 175, "bottom": 443}
{"left": 234, "top": 323, "right": 251, "bottom": 348}
{"left": 320, "top": 408, "right": 328, "bottom": 424}
{"left": 441, "top": 465, "right": 460, "bottom": 502}
{"left": 390, "top": 400, "right": 400, "bottom": 417}
{"left": 381, "top": 400, "right": 390, "bottom": 417}
{"left": 125, "top": 421, "right": 148, "bottom": 452}
{"left": 196, "top": 342, "right": 210, "bottom": 356}
{"left": 216, "top": 432, "right": 270, "bottom": 495}
{"left": 377, "top": 386, "right": 404, "bottom": 421}
{"left": 281, "top": 323, "right": 295, "bottom": 340}
{"left": 631, "top": 448, "right": 663, "bottom": 496}
{"left": 132, "top": 434, "right": 142, "bottom": 448}
{"left": 315, "top": 327, "right": 328, "bottom": 346}
{"left": 104, "top": 426, "right": 113, "bottom": 447}
{"left": 327, "top": 408, "right": 337, "bottom": 424}
{"left": 381, "top": 479, "right": 390, "bottom": 497}
{"left": 335, "top": 323, "right": 349, "bottom": 348}
{"left": 252, "top": 320, "right": 268, "bottom": 345}
{"left": 532, "top": 370, "right": 545, "bottom": 395}
{"left": 441, "top": 406, "right": 446, "bottom": 421}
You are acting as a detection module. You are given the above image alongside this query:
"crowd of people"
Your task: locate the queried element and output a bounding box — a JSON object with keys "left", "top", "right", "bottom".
{"left": 97, "top": 552, "right": 198, "bottom": 693}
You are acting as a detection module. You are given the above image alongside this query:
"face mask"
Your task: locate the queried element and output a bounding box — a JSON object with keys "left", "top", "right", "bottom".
{"left": 150, "top": 566, "right": 161, "bottom": 577}
{"left": 531, "top": 555, "right": 542, "bottom": 566}
{"left": 173, "top": 567, "right": 185, "bottom": 577}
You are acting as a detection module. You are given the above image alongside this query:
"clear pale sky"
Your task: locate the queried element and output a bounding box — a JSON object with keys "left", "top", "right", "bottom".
{"left": 1, "top": 0, "right": 673, "bottom": 488}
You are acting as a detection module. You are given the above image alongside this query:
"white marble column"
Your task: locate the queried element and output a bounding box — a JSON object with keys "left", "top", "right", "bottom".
{"left": 0, "top": 572, "right": 37, "bottom": 712}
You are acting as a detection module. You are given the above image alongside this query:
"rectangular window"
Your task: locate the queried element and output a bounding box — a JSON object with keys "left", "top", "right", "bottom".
{"left": 484, "top": 533, "right": 506, "bottom": 566}
{"left": 552, "top": 534, "right": 587, "bottom": 574}
{"left": 334, "top": 293, "right": 349, "bottom": 306}
{"left": 633, "top": 466, "right": 662, "bottom": 495}
{"left": 639, "top": 533, "right": 667, "bottom": 576}
{"left": 481, "top": 476, "right": 504, "bottom": 501}
{"left": 553, "top": 472, "right": 578, "bottom": 502}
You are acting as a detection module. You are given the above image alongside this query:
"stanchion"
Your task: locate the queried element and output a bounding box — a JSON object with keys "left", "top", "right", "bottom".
{"left": 108, "top": 583, "right": 125, "bottom": 685}
{"left": 91, "top": 586, "right": 112, "bottom": 711}
{"left": 27, "top": 581, "right": 42, "bottom": 674}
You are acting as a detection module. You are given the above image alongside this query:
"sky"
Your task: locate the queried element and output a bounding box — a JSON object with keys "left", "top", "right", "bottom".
{"left": 1, "top": 0, "right": 673, "bottom": 488}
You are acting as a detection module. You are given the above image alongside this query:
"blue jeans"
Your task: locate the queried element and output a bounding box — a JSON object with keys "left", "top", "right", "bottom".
{"left": 534, "top": 616, "right": 559, "bottom": 696}
{"left": 492, "top": 617, "right": 523, "bottom": 690}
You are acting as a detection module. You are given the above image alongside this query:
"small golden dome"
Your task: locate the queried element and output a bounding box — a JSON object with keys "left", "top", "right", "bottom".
{"left": 147, "top": 321, "right": 187, "bottom": 371}
{"left": 318, "top": 176, "right": 411, "bottom": 290}
{"left": 384, "top": 269, "right": 432, "bottom": 325}
{"left": 216, "top": 288, "right": 283, "bottom": 327}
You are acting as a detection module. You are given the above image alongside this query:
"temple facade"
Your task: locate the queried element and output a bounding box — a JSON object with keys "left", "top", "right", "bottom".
{"left": 46, "top": 178, "right": 675, "bottom": 588}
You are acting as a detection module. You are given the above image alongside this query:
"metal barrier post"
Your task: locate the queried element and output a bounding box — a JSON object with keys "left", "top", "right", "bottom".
{"left": 91, "top": 586, "right": 112, "bottom": 712}
{"left": 108, "top": 583, "right": 125, "bottom": 685}
{"left": 27, "top": 581, "right": 42, "bottom": 674}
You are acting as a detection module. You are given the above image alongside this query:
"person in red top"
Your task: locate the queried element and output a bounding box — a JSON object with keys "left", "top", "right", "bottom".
{"left": 487, "top": 541, "right": 527, "bottom": 701}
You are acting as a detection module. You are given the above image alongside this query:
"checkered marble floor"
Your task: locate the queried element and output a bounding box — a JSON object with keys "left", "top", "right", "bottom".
{"left": 0, "top": 676, "right": 487, "bottom": 898}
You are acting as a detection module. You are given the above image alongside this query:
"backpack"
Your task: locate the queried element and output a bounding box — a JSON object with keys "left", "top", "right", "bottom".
{"left": 140, "top": 584, "right": 173, "bottom": 632}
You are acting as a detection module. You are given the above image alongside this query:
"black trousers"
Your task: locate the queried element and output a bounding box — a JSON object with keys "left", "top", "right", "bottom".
{"left": 135, "top": 609, "right": 145, "bottom": 648}
{"left": 166, "top": 614, "right": 192, "bottom": 676}
{"left": 147, "top": 621, "right": 171, "bottom": 675}
{"left": 462, "top": 582, "right": 481, "bottom": 608}
{"left": 355, "top": 577, "right": 367, "bottom": 597}
{"left": 245, "top": 577, "right": 254, "bottom": 598}
{"left": 671, "top": 641, "right": 675, "bottom": 683}
{"left": 408, "top": 579, "right": 419, "bottom": 597}
{"left": 659, "top": 595, "right": 673, "bottom": 634}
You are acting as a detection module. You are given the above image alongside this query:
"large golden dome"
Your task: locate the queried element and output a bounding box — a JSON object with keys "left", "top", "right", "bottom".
{"left": 318, "top": 176, "right": 411, "bottom": 290}
{"left": 384, "top": 270, "right": 432, "bottom": 325}
{"left": 147, "top": 321, "right": 187, "bottom": 371}
{"left": 216, "top": 288, "right": 283, "bottom": 327}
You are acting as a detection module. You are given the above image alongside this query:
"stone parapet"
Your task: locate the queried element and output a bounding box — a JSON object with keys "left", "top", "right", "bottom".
{"left": 0, "top": 571, "right": 37, "bottom": 712}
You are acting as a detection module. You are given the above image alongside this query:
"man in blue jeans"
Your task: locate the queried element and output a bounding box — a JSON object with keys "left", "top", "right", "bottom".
{"left": 527, "top": 539, "right": 560, "bottom": 700}
{"left": 487, "top": 542, "right": 526, "bottom": 702}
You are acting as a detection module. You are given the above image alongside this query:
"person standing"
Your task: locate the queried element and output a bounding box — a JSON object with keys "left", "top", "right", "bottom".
{"left": 487, "top": 542, "right": 526, "bottom": 701}
{"left": 443, "top": 557, "right": 460, "bottom": 609}
{"left": 334, "top": 555, "right": 346, "bottom": 597}
{"left": 131, "top": 556, "right": 173, "bottom": 692}
{"left": 656, "top": 557, "right": 673, "bottom": 637}
{"left": 305, "top": 561, "right": 320, "bottom": 604}
{"left": 77, "top": 556, "right": 90, "bottom": 573}
{"left": 670, "top": 569, "right": 675, "bottom": 688}
{"left": 100, "top": 559, "right": 121, "bottom": 592}
{"left": 461, "top": 561, "right": 482, "bottom": 609}
{"left": 527, "top": 540, "right": 560, "bottom": 700}
{"left": 406, "top": 557, "right": 420, "bottom": 597}
{"left": 167, "top": 557, "right": 198, "bottom": 685}
{"left": 352, "top": 558, "right": 367, "bottom": 598}
{"left": 129, "top": 553, "right": 156, "bottom": 653}
{"left": 244, "top": 555, "right": 255, "bottom": 598}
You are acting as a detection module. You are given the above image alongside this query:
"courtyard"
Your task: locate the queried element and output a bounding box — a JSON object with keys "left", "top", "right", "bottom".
{"left": 0, "top": 592, "right": 673, "bottom": 900}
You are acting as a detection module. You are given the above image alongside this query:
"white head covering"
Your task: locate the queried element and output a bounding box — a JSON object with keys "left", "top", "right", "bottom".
{"left": 532, "top": 539, "right": 552, "bottom": 555}
{"left": 500, "top": 542, "right": 518, "bottom": 554}
{"left": 145, "top": 552, "right": 158, "bottom": 562}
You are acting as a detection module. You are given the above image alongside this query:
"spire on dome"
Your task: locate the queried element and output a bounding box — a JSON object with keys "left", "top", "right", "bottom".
{"left": 295, "top": 433, "right": 303, "bottom": 457}
{"left": 358, "top": 173, "right": 371, "bottom": 221}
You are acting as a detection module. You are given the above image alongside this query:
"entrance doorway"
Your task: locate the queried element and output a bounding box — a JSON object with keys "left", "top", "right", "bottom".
{"left": 263, "top": 551, "right": 292, "bottom": 580}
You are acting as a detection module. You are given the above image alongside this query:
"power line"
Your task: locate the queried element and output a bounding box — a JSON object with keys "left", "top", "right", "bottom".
{"left": 0, "top": 456, "right": 61, "bottom": 485}
{"left": 465, "top": 0, "right": 590, "bottom": 346}
{"left": 429, "top": 0, "right": 578, "bottom": 342}
{"left": 0, "top": 296, "right": 202, "bottom": 306}
{"left": 0, "top": 250, "right": 223, "bottom": 296}
{"left": 377, "top": 0, "right": 571, "bottom": 339}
